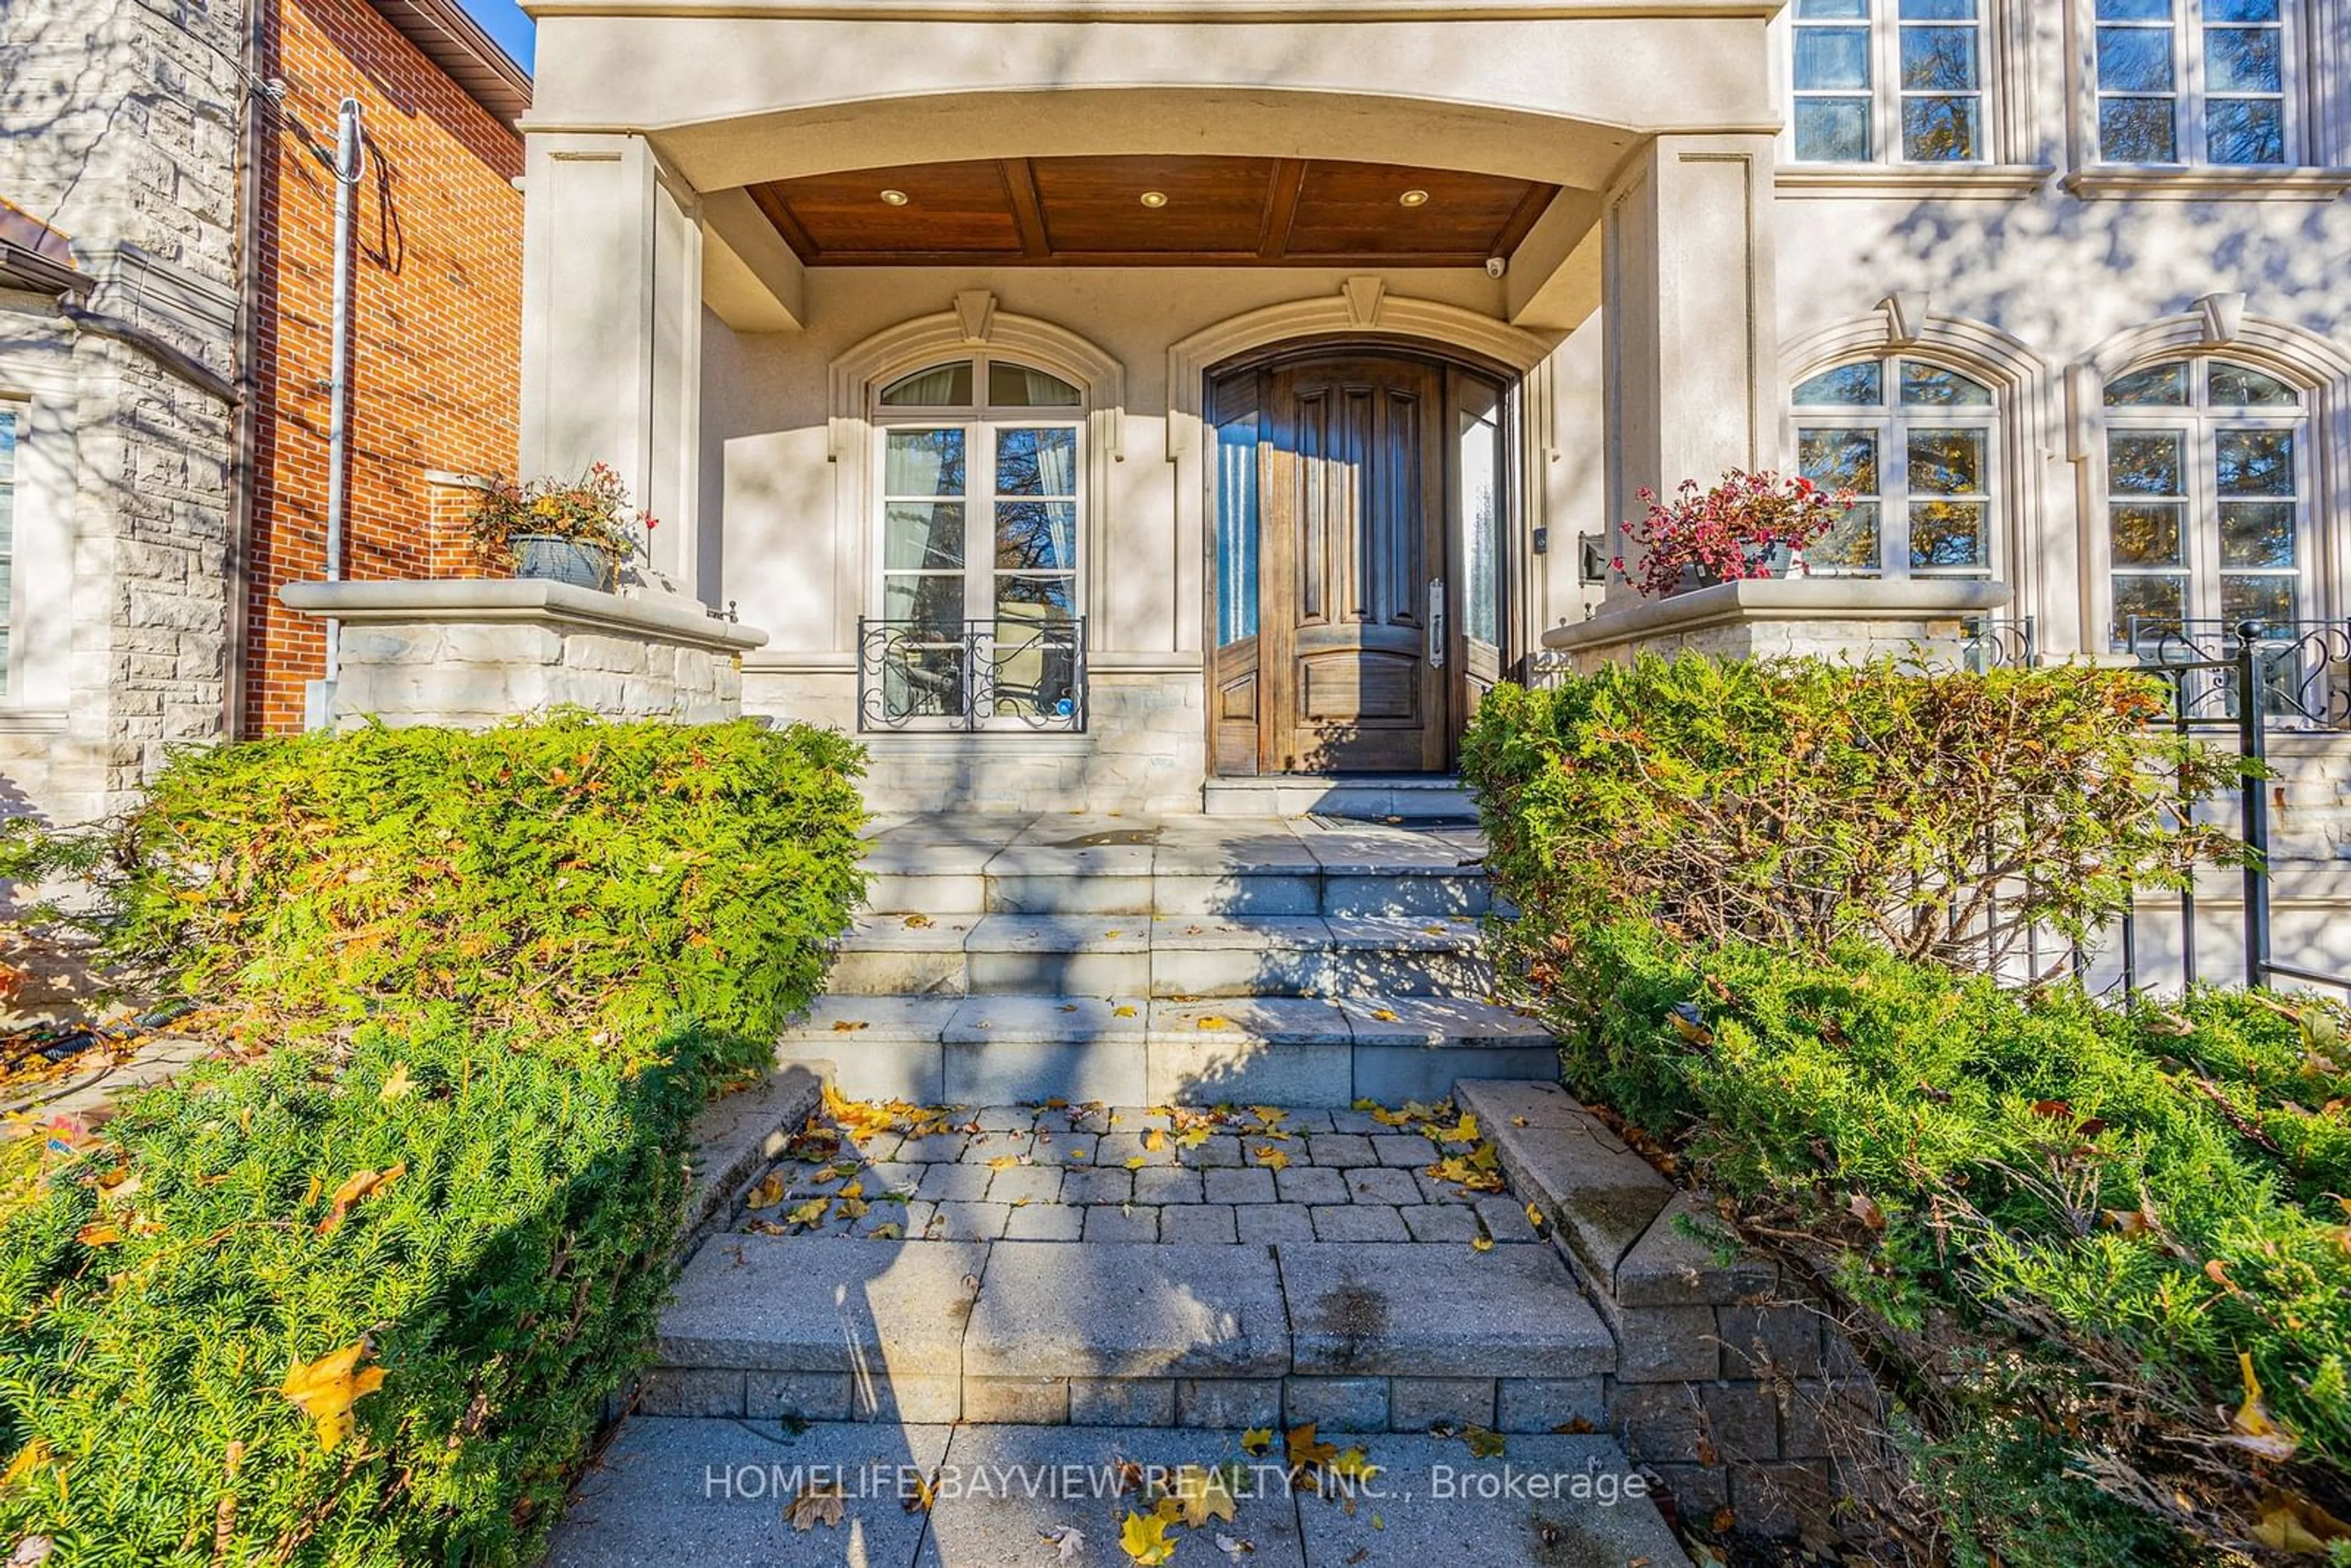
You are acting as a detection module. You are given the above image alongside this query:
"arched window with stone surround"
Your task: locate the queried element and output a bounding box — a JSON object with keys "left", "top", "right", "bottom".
{"left": 868, "top": 354, "right": 1086, "bottom": 727}
{"left": 2102, "top": 357, "right": 2309, "bottom": 647}
{"left": 1792, "top": 355, "right": 2003, "bottom": 579}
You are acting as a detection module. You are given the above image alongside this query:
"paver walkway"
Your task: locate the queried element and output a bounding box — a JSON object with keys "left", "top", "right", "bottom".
{"left": 729, "top": 1097, "right": 1543, "bottom": 1248}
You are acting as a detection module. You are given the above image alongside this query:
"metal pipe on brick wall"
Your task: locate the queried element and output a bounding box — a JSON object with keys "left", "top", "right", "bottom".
{"left": 322, "top": 97, "right": 366, "bottom": 687}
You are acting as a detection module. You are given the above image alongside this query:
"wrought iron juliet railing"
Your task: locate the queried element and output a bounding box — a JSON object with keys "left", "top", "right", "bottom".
{"left": 2121, "top": 617, "right": 2351, "bottom": 731}
{"left": 857, "top": 617, "right": 1087, "bottom": 733}
{"left": 1961, "top": 615, "right": 2036, "bottom": 673}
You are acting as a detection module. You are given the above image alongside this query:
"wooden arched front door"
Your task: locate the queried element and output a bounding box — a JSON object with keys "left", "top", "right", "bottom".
{"left": 1208, "top": 349, "right": 1507, "bottom": 776}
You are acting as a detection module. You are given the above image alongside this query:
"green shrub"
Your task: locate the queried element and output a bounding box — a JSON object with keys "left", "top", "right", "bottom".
{"left": 1461, "top": 656, "right": 2245, "bottom": 976}
{"left": 0, "top": 715, "right": 866, "bottom": 1566}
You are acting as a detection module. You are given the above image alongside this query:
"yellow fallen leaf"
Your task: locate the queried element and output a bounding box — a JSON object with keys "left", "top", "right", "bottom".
{"left": 1526, "top": 1202, "right": 1545, "bottom": 1233}
{"left": 1144, "top": 1128, "right": 1167, "bottom": 1152}
{"left": 1239, "top": 1427, "right": 1275, "bottom": 1457}
{"left": 868, "top": 1222, "right": 903, "bottom": 1240}
{"left": 784, "top": 1198, "right": 831, "bottom": 1229}
{"left": 1196, "top": 1016, "right": 1234, "bottom": 1031}
{"left": 902, "top": 913, "right": 933, "bottom": 929}
{"left": 744, "top": 1173, "right": 787, "bottom": 1210}
{"left": 988, "top": 1155, "right": 1021, "bottom": 1171}
{"left": 1124, "top": 1157, "right": 1147, "bottom": 1170}
{"left": 1171, "top": 1465, "right": 1237, "bottom": 1527}
{"left": 831, "top": 1019, "right": 869, "bottom": 1033}
{"left": 317, "top": 1163, "right": 407, "bottom": 1237}
{"left": 1253, "top": 1146, "right": 1291, "bottom": 1171}
{"left": 1471, "top": 1234, "right": 1494, "bottom": 1253}
{"left": 2252, "top": 1491, "right": 2351, "bottom": 1551}
{"left": 1114, "top": 1004, "right": 1138, "bottom": 1018}
{"left": 1120, "top": 1508, "right": 1177, "bottom": 1564}
{"left": 1460, "top": 1425, "right": 1506, "bottom": 1459}
{"left": 1330, "top": 1447, "right": 1379, "bottom": 1487}
{"left": 281, "top": 1341, "right": 386, "bottom": 1452}
{"left": 1369, "top": 1009, "right": 1400, "bottom": 1023}
{"left": 378, "top": 1063, "right": 414, "bottom": 1102}
{"left": 2228, "top": 1351, "right": 2301, "bottom": 1460}
{"left": 1287, "top": 1422, "right": 1338, "bottom": 1475}
{"left": 836, "top": 1196, "right": 869, "bottom": 1220}
{"left": 1177, "top": 1125, "right": 1212, "bottom": 1149}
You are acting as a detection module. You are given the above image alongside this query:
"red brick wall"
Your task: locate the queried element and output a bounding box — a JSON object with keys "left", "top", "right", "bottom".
{"left": 242, "top": 0, "right": 522, "bottom": 734}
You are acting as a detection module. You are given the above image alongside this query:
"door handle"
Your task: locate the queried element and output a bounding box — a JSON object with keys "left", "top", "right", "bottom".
{"left": 1428, "top": 577, "right": 1447, "bottom": 669}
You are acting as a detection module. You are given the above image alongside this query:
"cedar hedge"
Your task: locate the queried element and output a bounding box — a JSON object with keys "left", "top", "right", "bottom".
{"left": 1464, "top": 658, "right": 2351, "bottom": 1565}
{"left": 0, "top": 715, "right": 866, "bottom": 1566}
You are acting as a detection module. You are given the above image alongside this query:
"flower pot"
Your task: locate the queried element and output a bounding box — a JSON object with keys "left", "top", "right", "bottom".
{"left": 511, "top": 535, "right": 615, "bottom": 591}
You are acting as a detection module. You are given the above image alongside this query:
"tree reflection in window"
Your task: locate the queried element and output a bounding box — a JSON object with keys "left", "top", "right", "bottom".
{"left": 2105, "top": 358, "right": 2304, "bottom": 648}
{"left": 1794, "top": 356, "right": 1998, "bottom": 578}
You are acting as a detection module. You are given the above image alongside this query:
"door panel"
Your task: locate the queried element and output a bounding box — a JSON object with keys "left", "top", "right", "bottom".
{"left": 1266, "top": 356, "right": 1448, "bottom": 773}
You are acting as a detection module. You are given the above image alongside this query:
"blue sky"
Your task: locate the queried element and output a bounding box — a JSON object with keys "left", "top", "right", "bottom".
{"left": 461, "top": 0, "right": 534, "bottom": 73}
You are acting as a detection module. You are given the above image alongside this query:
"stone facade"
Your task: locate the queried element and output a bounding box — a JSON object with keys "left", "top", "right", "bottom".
{"left": 0, "top": 0, "right": 523, "bottom": 827}
{"left": 0, "top": 0, "right": 244, "bottom": 827}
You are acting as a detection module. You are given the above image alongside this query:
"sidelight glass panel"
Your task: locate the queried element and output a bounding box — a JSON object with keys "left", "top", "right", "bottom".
{"left": 0, "top": 408, "right": 13, "bottom": 694}
{"left": 1461, "top": 409, "right": 1501, "bottom": 647}
{"left": 1215, "top": 415, "right": 1261, "bottom": 647}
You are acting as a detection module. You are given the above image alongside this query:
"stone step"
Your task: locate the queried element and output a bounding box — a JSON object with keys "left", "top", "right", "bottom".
{"left": 1201, "top": 773, "right": 1481, "bottom": 822}
{"left": 859, "top": 814, "right": 1492, "bottom": 920}
{"left": 546, "top": 1418, "right": 1692, "bottom": 1567}
{"left": 775, "top": 993, "right": 1559, "bottom": 1106}
{"left": 829, "top": 913, "right": 1494, "bottom": 999}
{"left": 642, "top": 1236, "right": 1615, "bottom": 1438}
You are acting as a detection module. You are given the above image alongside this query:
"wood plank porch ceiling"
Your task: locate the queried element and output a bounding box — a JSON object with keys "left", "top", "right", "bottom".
{"left": 748, "top": 156, "right": 1558, "bottom": 267}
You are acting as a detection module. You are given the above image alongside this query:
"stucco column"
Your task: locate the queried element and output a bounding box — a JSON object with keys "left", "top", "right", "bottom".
{"left": 519, "top": 132, "right": 702, "bottom": 587}
{"left": 1600, "top": 133, "right": 1778, "bottom": 605}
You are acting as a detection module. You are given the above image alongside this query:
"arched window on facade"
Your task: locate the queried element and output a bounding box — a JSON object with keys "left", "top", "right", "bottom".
{"left": 2093, "top": 0, "right": 2293, "bottom": 165}
{"left": 869, "top": 355, "right": 1086, "bottom": 727}
{"left": 1790, "top": 0, "right": 1992, "bottom": 163}
{"left": 2104, "top": 356, "right": 2307, "bottom": 647}
{"left": 1793, "top": 356, "right": 2001, "bottom": 579}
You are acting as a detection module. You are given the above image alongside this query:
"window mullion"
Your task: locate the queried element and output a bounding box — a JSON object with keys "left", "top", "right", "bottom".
{"left": 1880, "top": 17, "right": 1900, "bottom": 164}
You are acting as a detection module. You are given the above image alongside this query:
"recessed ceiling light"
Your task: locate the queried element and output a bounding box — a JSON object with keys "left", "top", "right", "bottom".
{"left": 1399, "top": 189, "right": 1431, "bottom": 208}
{"left": 879, "top": 189, "right": 910, "bottom": 206}
{"left": 1139, "top": 190, "right": 1169, "bottom": 208}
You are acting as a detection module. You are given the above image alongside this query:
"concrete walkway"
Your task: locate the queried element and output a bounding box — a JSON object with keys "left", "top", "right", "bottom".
{"left": 549, "top": 1419, "right": 1690, "bottom": 1567}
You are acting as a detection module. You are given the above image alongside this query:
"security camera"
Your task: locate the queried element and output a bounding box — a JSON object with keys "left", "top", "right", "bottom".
{"left": 1483, "top": 257, "right": 1506, "bottom": 279}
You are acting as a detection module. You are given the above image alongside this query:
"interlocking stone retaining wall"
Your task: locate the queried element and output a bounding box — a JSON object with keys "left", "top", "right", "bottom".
{"left": 1457, "top": 1079, "right": 1890, "bottom": 1540}
{"left": 280, "top": 578, "right": 766, "bottom": 730}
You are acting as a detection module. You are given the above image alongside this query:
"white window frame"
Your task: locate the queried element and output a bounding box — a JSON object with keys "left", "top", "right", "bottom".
{"left": 867, "top": 354, "right": 1087, "bottom": 730}
{"left": 2103, "top": 359, "right": 2310, "bottom": 647}
{"left": 2091, "top": 0, "right": 2297, "bottom": 166}
{"left": 1788, "top": 0, "right": 1994, "bottom": 166}
{"left": 1793, "top": 358, "right": 2003, "bottom": 580}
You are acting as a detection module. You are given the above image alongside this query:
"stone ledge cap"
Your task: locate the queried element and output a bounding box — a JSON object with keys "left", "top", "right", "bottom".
{"left": 1545, "top": 577, "right": 2013, "bottom": 653}
{"left": 280, "top": 577, "right": 770, "bottom": 652}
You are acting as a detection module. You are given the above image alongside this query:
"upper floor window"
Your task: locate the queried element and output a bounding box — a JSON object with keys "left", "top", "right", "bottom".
{"left": 2104, "top": 358, "right": 2305, "bottom": 647}
{"left": 869, "top": 356, "right": 1084, "bottom": 727}
{"left": 1794, "top": 358, "right": 1999, "bottom": 577}
{"left": 0, "top": 405, "right": 16, "bottom": 695}
{"left": 2095, "top": 0, "right": 2289, "bottom": 165}
{"left": 1791, "top": 0, "right": 1988, "bottom": 163}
